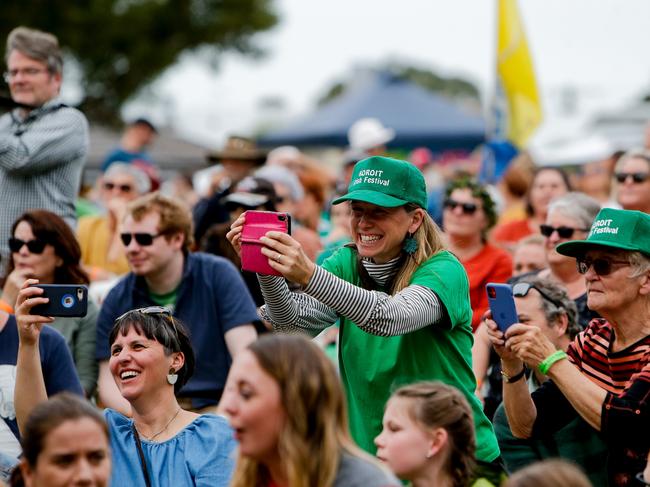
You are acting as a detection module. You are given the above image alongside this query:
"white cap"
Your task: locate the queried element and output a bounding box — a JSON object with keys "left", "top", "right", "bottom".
{"left": 347, "top": 117, "right": 395, "bottom": 152}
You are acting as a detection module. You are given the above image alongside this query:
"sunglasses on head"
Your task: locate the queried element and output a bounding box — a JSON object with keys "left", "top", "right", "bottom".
{"left": 539, "top": 224, "right": 589, "bottom": 239}
{"left": 576, "top": 256, "right": 629, "bottom": 276}
{"left": 512, "top": 282, "right": 564, "bottom": 309}
{"left": 120, "top": 232, "right": 164, "bottom": 246}
{"left": 8, "top": 237, "right": 47, "bottom": 254}
{"left": 615, "top": 172, "right": 650, "bottom": 184}
{"left": 443, "top": 198, "right": 478, "bottom": 215}
{"left": 116, "top": 306, "right": 178, "bottom": 335}
{"left": 104, "top": 181, "right": 133, "bottom": 193}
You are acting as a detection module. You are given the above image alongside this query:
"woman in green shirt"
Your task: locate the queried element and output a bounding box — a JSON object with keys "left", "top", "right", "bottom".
{"left": 228, "top": 156, "right": 500, "bottom": 476}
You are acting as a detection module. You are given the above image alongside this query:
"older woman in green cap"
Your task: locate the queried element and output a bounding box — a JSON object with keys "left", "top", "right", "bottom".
{"left": 487, "top": 207, "right": 650, "bottom": 487}
{"left": 227, "top": 156, "right": 501, "bottom": 478}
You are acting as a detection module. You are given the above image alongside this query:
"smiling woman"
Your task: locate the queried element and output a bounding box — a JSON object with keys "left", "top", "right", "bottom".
{"left": 13, "top": 291, "right": 237, "bottom": 487}
{"left": 227, "top": 156, "right": 502, "bottom": 481}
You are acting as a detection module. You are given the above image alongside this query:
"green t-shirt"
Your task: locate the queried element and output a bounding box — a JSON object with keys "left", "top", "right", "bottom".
{"left": 321, "top": 247, "right": 500, "bottom": 462}
{"left": 149, "top": 288, "right": 178, "bottom": 310}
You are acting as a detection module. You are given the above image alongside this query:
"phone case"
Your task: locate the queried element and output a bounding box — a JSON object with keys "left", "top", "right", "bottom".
{"left": 240, "top": 211, "right": 291, "bottom": 276}
{"left": 486, "top": 283, "right": 518, "bottom": 332}
{"left": 31, "top": 284, "right": 89, "bottom": 318}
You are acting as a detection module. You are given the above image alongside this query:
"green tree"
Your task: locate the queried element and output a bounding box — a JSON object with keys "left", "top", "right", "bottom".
{"left": 318, "top": 63, "right": 481, "bottom": 108}
{"left": 0, "top": 0, "right": 278, "bottom": 124}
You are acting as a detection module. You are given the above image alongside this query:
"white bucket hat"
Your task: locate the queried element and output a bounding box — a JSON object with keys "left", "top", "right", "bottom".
{"left": 347, "top": 118, "right": 395, "bottom": 152}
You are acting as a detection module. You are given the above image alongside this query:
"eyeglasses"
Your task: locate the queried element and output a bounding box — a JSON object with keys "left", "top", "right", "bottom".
{"left": 103, "top": 182, "right": 133, "bottom": 193}
{"left": 443, "top": 198, "right": 478, "bottom": 215}
{"left": 3, "top": 67, "right": 49, "bottom": 82}
{"left": 116, "top": 306, "right": 178, "bottom": 335}
{"left": 539, "top": 224, "right": 589, "bottom": 239}
{"left": 512, "top": 282, "right": 564, "bottom": 309}
{"left": 615, "top": 172, "right": 650, "bottom": 184}
{"left": 120, "top": 232, "right": 165, "bottom": 246}
{"left": 8, "top": 237, "right": 48, "bottom": 254}
{"left": 576, "top": 256, "right": 629, "bottom": 276}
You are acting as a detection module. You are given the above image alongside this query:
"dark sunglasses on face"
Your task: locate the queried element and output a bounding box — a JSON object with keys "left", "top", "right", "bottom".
{"left": 615, "top": 172, "right": 650, "bottom": 184}
{"left": 512, "top": 282, "right": 564, "bottom": 309}
{"left": 104, "top": 181, "right": 134, "bottom": 193}
{"left": 8, "top": 237, "right": 47, "bottom": 254}
{"left": 576, "top": 256, "right": 629, "bottom": 276}
{"left": 120, "top": 232, "right": 164, "bottom": 247}
{"left": 539, "top": 224, "right": 589, "bottom": 239}
{"left": 443, "top": 198, "right": 478, "bottom": 215}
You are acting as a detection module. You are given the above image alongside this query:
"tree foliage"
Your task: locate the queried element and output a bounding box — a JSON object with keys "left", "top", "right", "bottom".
{"left": 318, "top": 63, "right": 481, "bottom": 108}
{"left": 0, "top": 0, "right": 278, "bottom": 124}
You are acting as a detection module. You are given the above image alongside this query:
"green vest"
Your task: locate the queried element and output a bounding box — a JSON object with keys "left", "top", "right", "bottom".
{"left": 322, "top": 247, "right": 500, "bottom": 462}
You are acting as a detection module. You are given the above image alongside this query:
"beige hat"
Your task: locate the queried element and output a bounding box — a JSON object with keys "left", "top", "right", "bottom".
{"left": 206, "top": 136, "right": 267, "bottom": 164}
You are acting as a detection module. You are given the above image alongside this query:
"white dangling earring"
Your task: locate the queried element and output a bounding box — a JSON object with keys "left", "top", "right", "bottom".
{"left": 167, "top": 368, "right": 178, "bottom": 385}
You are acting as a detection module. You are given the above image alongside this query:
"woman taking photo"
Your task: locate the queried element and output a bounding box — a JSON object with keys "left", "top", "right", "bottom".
{"left": 374, "top": 382, "right": 476, "bottom": 487}
{"left": 222, "top": 333, "right": 399, "bottom": 487}
{"left": 10, "top": 393, "right": 111, "bottom": 487}
{"left": 1, "top": 210, "right": 98, "bottom": 395}
{"left": 228, "top": 156, "right": 500, "bottom": 472}
{"left": 487, "top": 207, "right": 650, "bottom": 486}
{"left": 14, "top": 280, "right": 237, "bottom": 487}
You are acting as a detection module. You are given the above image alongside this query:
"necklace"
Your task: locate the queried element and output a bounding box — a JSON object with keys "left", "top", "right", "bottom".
{"left": 135, "top": 407, "right": 181, "bottom": 442}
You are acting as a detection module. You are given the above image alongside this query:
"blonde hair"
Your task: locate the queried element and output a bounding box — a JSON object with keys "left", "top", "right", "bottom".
{"left": 503, "top": 459, "right": 592, "bottom": 487}
{"left": 392, "top": 205, "right": 445, "bottom": 293}
{"left": 127, "top": 192, "right": 195, "bottom": 252}
{"left": 230, "top": 335, "right": 380, "bottom": 487}
{"left": 392, "top": 382, "right": 475, "bottom": 487}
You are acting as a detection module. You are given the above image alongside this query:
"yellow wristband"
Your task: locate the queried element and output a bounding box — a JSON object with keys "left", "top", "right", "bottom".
{"left": 538, "top": 350, "right": 568, "bottom": 375}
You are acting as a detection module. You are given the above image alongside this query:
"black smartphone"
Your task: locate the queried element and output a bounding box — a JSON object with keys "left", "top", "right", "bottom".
{"left": 31, "top": 284, "right": 88, "bottom": 318}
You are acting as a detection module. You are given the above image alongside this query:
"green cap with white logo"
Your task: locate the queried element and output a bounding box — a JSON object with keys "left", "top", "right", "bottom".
{"left": 332, "top": 156, "right": 427, "bottom": 208}
{"left": 556, "top": 207, "right": 650, "bottom": 257}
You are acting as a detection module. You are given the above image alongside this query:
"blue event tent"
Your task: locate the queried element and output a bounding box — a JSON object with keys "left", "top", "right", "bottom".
{"left": 258, "top": 71, "right": 486, "bottom": 151}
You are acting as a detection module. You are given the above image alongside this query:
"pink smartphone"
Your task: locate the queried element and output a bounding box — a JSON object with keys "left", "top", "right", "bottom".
{"left": 240, "top": 211, "right": 292, "bottom": 276}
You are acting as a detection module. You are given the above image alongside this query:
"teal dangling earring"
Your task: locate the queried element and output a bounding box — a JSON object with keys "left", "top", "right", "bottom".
{"left": 403, "top": 232, "right": 418, "bottom": 255}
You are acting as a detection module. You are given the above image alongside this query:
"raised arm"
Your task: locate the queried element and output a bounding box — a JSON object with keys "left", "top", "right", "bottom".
{"left": 14, "top": 280, "right": 54, "bottom": 432}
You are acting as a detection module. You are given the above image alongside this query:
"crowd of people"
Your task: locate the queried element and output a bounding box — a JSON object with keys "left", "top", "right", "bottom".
{"left": 0, "top": 25, "right": 649, "bottom": 487}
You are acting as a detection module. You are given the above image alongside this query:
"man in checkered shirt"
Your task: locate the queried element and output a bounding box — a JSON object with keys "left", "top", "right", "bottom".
{"left": 0, "top": 27, "right": 88, "bottom": 275}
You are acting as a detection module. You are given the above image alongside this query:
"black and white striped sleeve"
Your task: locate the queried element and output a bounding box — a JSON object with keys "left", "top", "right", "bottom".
{"left": 304, "top": 266, "right": 444, "bottom": 337}
{"left": 257, "top": 274, "right": 339, "bottom": 337}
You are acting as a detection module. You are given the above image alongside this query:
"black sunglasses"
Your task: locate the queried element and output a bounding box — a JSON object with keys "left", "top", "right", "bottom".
{"left": 8, "top": 237, "right": 47, "bottom": 254}
{"left": 615, "top": 172, "right": 650, "bottom": 184}
{"left": 104, "top": 181, "right": 133, "bottom": 193}
{"left": 576, "top": 256, "right": 629, "bottom": 276}
{"left": 512, "top": 282, "right": 564, "bottom": 309}
{"left": 539, "top": 224, "right": 589, "bottom": 239}
{"left": 120, "top": 232, "right": 164, "bottom": 247}
{"left": 443, "top": 198, "right": 478, "bottom": 215}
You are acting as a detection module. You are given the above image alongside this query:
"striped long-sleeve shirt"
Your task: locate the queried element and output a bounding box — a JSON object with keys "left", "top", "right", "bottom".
{"left": 258, "top": 256, "right": 445, "bottom": 337}
{"left": 0, "top": 98, "right": 88, "bottom": 270}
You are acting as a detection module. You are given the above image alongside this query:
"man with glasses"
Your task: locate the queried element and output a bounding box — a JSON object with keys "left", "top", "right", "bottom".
{"left": 488, "top": 277, "right": 607, "bottom": 486}
{"left": 488, "top": 207, "right": 650, "bottom": 486}
{"left": 614, "top": 150, "right": 650, "bottom": 214}
{"left": 0, "top": 27, "right": 88, "bottom": 274}
{"left": 95, "top": 192, "right": 258, "bottom": 414}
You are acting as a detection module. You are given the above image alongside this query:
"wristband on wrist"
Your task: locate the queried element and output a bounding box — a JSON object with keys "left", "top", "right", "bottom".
{"left": 501, "top": 366, "right": 526, "bottom": 383}
{"left": 0, "top": 298, "right": 14, "bottom": 314}
{"left": 538, "top": 350, "right": 568, "bottom": 375}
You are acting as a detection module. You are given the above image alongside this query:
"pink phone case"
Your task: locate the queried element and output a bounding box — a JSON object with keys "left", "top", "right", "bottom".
{"left": 240, "top": 211, "right": 291, "bottom": 276}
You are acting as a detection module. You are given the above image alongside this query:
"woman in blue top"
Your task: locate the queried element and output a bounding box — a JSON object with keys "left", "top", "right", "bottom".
{"left": 13, "top": 279, "right": 237, "bottom": 487}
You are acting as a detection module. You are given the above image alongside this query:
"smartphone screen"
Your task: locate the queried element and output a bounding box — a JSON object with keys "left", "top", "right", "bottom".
{"left": 486, "top": 283, "right": 518, "bottom": 332}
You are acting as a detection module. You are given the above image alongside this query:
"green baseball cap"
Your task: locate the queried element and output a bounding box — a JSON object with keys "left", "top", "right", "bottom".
{"left": 556, "top": 208, "right": 650, "bottom": 258}
{"left": 332, "top": 156, "right": 427, "bottom": 208}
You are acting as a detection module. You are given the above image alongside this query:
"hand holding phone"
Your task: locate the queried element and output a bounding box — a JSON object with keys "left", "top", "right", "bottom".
{"left": 240, "top": 211, "right": 291, "bottom": 276}
{"left": 30, "top": 284, "right": 88, "bottom": 317}
{"left": 486, "top": 283, "right": 518, "bottom": 333}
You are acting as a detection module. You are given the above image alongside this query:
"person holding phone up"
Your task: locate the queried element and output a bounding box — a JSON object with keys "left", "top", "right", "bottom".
{"left": 228, "top": 156, "right": 501, "bottom": 482}
{"left": 486, "top": 207, "right": 650, "bottom": 487}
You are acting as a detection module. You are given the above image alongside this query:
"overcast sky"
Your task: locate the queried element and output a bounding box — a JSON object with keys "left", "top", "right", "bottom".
{"left": 121, "top": 0, "right": 650, "bottom": 148}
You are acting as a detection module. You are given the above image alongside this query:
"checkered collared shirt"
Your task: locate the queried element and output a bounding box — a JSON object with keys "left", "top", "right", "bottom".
{"left": 0, "top": 98, "right": 88, "bottom": 274}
